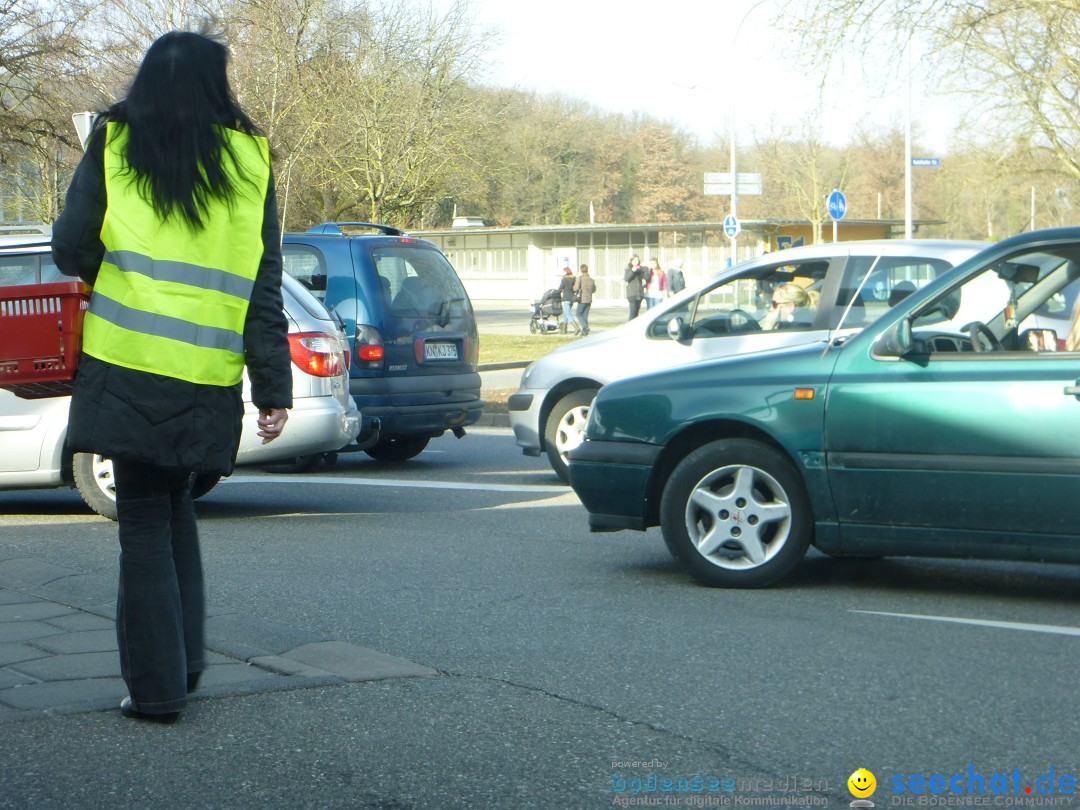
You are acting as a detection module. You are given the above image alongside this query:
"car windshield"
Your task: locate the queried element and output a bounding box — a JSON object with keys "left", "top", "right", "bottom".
{"left": 908, "top": 245, "right": 1080, "bottom": 351}
{"left": 647, "top": 260, "right": 830, "bottom": 339}
{"left": 834, "top": 254, "right": 954, "bottom": 330}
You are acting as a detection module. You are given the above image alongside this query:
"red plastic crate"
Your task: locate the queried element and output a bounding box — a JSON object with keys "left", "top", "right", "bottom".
{"left": 0, "top": 281, "right": 91, "bottom": 399}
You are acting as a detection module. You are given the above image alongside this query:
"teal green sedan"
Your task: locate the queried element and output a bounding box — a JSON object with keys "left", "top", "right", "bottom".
{"left": 568, "top": 228, "right": 1080, "bottom": 587}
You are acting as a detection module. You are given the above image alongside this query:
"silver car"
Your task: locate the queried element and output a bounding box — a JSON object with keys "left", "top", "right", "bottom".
{"left": 0, "top": 229, "right": 363, "bottom": 518}
{"left": 509, "top": 240, "right": 992, "bottom": 481}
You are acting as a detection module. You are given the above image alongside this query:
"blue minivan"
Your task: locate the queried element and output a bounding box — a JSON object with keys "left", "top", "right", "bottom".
{"left": 282, "top": 223, "right": 482, "bottom": 461}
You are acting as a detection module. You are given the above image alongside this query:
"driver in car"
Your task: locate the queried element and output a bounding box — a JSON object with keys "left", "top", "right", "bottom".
{"left": 761, "top": 282, "right": 813, "bottom": 330}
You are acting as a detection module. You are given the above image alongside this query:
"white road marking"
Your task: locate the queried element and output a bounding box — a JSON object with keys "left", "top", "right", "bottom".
{"left": 852, "top": 609, "right": 1080, "bottom": 638}
{"left": 222, "top": 475, "right": 569, "bottom": 495}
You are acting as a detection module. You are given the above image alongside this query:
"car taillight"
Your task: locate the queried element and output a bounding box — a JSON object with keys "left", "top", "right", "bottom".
{"left": 354, "top": 325, "right": 384, "bottom": 370}
{"left": 288, "top": 332, "right": 345, "bottom": 378}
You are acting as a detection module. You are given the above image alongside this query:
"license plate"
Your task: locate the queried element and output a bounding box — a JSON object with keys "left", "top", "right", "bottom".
{"left": 424, "top": 341, "right": 458, "bottom": 360}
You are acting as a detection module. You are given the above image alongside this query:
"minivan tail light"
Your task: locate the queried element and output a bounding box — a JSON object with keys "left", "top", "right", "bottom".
{"left": 355, "top": 324, "right": 384, "bottom": 370}
{"left": 288, "top": 332, "right": 345, "bottom": 378}
{"left": 358, "top": 344, "right": 384, "bottom": 362}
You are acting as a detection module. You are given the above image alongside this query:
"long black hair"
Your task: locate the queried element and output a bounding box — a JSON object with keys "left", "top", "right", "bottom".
{"left": 97, "top": 29, "right": 263, "bottom": 229}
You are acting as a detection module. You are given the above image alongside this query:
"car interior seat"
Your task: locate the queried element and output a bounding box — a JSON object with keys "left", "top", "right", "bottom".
{"left": 889, "top": 280, "right": 918, "bottom": 307}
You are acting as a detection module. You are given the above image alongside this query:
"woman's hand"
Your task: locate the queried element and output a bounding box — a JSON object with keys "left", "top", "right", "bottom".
{"left": 257, "top": 407, "right": 289, "bottom": 443}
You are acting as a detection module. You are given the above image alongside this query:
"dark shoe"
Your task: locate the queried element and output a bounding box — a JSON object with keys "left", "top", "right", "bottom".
{"left": 187, "top": 672, "right": 201, "bottom": 694}
{"left": 120, "top": 696, "right": 180, "bottom": 725}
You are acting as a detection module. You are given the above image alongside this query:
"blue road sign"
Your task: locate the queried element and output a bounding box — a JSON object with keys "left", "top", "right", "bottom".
{"left": 827, "top": 190, "right": 847, "bottom": 221}
{"left": 912, "top": 158, "right": 941, "bottom": 167}
{"left": 723, "top": 214, "right": 740, "bottom": 238}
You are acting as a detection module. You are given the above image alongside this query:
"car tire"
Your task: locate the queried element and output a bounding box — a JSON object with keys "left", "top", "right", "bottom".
{"left": 364, "top": 435, "right": 430, "bottom": 462}
{"left": 660, "top": 439, "right": 811, "bottom": 588}
{"left": 544, "top": 388, "right": 597, "bottom": 483}
{"left": 190, "top": 474, "right": 221, "bottom": 500}
{"left": 72, "top": 452, "right": 118, "bottom": 521}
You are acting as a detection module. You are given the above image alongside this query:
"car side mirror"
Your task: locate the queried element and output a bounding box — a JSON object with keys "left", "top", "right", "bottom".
{"left": 874, "top": 318, "right": 913, "bottom": 358}
{"left": 667, "top": 316, "right": 690, "bottom": 342}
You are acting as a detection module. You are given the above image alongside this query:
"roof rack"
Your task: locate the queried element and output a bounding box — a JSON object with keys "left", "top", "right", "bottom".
{"left": 305, "top": 222, "right": 406, "bottom": 237}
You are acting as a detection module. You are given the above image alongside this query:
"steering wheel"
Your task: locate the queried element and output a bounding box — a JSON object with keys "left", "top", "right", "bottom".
{"left": 963, "top": 321, "right": 1002, "bottom": 353}
{"left": 726, "top": 308, "right": 761, "bottom": 331}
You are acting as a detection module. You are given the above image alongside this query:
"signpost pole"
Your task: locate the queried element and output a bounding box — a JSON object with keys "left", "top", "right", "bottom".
{"left": 905, "top": 39, "right": 913, "bottom": 239}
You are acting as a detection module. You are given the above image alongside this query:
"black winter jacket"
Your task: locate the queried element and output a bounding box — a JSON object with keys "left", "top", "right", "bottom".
{"left": 51, "top": 127, "right": 293, "bottom": 475}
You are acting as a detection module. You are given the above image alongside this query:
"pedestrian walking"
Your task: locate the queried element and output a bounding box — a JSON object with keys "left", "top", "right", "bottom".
{"left": 557, "top": 264, "right": 576, "bottom": 333}
{"left": 668, "top": 259, "right": 686, "bottom": 294}
{"left": 573, "top": 264, "right": 596, "bottom": 336}
{"left": 645, "top": 258, "right": 667, "bottom": 309}
{"left": 624, "top": 254, "right": 646, "bottom": 319}
{"left": 51, "top": 28, "right": 293, "bottom": 724}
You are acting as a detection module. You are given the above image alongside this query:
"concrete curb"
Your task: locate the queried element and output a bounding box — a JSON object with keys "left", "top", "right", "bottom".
{"left": 472, "top": 412, "right": 511, "bottom": 428}
{"left": 477, "top": 361, "right": 529, "bottom": 371}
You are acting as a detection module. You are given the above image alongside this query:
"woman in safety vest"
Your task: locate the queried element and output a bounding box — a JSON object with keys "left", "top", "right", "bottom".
{"left": 52, "top": 29, "right": 292, "bottom": 724}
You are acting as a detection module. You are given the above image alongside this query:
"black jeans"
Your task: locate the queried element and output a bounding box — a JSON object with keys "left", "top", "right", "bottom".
{"left": 627, "top": 297, "right": 643, "bottom": 320}
{"left": 112, "top": 459, "right": 204, "bottom": 714}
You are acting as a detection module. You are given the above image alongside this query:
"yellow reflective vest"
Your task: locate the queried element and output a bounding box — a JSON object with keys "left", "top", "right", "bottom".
{"left": 82, "top": 122, "right": 270, "bottom": 386}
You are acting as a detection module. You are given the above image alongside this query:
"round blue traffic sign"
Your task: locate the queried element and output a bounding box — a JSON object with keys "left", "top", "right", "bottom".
{"left": 723, "top": 214, "right": 740, "bottom": 238}
{"left": 827, "top": 190, "right": 847, "bottom": 221}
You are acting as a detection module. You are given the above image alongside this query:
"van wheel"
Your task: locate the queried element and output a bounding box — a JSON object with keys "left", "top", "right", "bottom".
{"left": 544, "top": 389, "right": 596, "bottom": 483}
{"left": 660, "top": 439, "right": 811, "bottom": 588}
{"left": 365, "top": 436, "right": 430, "bottom": 462}
{"left": 190, "top": 474, "right": 221, "bottom": 499}
{"left": 72, "top": 452, "right": 118, "bottom": 521}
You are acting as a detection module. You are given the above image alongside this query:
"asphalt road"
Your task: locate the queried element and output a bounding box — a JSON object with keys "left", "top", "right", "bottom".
{"left": 3, "top": 427, "right": 1080, "bottom": 809}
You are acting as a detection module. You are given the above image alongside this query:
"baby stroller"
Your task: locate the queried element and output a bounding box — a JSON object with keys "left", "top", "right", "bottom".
{"left": 529, "top": 288, "right": 563, "bottom": 334}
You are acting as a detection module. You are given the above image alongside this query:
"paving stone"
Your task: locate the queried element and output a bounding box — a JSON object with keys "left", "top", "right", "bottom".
{"left": 0, "top": 558, "right": 79, "bottom": 588}
{"left": 44, "top": 612, "right": 114, "bottom": 632}
{"left": 11, "top": 651, "right": 117, "bottom": 681}
{"left": 249, "top": 654, "right": 345, "bottom": 680}
{"left": 197, "top": 661, "right": 288, "bottom": 689}
{"left": 36, "top": 573, "right": 115, "bottom": 609}
{"left": 279, "top": 641, "right": 438, "bottom": 682}
{"left": 0, "top": 666, "right": 38, "bottom": 689}
{"left": 206, "top": 613, "right": 323, "bottom": 659}
{"left": 0, "top": 590, "right": 37, "bottom": 606}
{"left": 33, "top": 630, "right": 116, "bottom": 655}
{"left": 0, "top": 677, "right": 125, "bottom": 711}
{"left": 0, "top": 621, "right": 67, "bottom": 644}
{"left": 0, "top": 642, "right": 50, "bottom": 666}
{"left": 0, "top": 602, "right": 74, "bottom": 623}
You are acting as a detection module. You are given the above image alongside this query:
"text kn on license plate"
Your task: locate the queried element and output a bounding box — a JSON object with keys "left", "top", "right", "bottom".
{"left": 424, "top": 341, "right": 458, "bottom": 360}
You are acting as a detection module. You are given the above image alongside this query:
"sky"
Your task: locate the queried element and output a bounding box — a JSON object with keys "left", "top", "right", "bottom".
{"left": 431, "top": 0, "right": 958, "bottom": 156}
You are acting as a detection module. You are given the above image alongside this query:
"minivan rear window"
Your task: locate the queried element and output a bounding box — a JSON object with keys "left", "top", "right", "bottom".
{"left": 374, "top": 246, "right": 469, "bottom": 319}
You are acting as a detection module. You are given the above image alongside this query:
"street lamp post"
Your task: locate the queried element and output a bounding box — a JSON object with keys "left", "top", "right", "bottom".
{"left": 729, "top": 0, "right": 773, "bottom": 257}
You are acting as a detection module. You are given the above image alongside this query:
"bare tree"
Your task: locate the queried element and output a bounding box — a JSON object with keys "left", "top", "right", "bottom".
{"left": 751, "top": 115, "right": 848, "bottom": 243}
{"left": 778, "top": 0, "right": 1080, "bottom": 182}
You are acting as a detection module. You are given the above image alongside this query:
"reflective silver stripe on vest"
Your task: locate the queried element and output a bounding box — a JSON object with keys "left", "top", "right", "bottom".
{"left": 103, "top": 250, "right": 255, "bottom": 300}
{"left": 89, "top": 293, "right": 245, "bottom": 354}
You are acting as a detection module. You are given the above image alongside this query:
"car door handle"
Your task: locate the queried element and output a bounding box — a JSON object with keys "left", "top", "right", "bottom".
{"left": 1065, "top": 385, "right": 1080, "bottom": 398}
